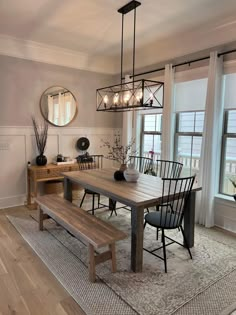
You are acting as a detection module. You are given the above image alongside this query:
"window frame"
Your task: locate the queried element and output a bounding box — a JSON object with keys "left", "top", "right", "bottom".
{"left": 219, "top": 109, "right": 236, "bottom": 195}
{"left": 174, "top": 110, "right": 204, "bottom": 176}
{"left": 141, "top": 113, "right": 162, "bottom": 157}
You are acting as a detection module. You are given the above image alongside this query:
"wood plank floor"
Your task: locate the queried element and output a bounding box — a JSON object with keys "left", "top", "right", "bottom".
{"left": 0, "top": 206, "right": 86, "bottom": 315}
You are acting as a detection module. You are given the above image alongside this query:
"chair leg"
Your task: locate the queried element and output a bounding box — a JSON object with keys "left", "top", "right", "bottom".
{"left": 180, "top": 225, "right": 192, "bottom": 259}
{"left": 143, "top": 221, "right": 147, "bottom": 229}
{"left": 109, "top": 200, "right": 117, "bottom": 217}
{"left": 146, "top": 208, "right": 149, "bottom": 213}
{"left": 162, "top": 229, "right": 167, "bottom": 273}
{"left": 97, "top": 193, "right": 100, "bottom": 208}
{"left": 80, "top": 192, "right": 86, "bottom": 207}
{"left": 92, "top": 194, "right": 95, "bottom": 215}
{"left": 156, "top": 228, "right": 159, "bottom": 240}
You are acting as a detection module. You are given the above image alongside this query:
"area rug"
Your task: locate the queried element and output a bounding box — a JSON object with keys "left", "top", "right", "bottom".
{"left": 7, "top": 207, "right": 236, "bottom": 315}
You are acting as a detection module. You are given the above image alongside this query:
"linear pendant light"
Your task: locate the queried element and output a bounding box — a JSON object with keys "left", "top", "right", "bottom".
{"left": 96, "top": 0, "right": 164, "bottom": 112}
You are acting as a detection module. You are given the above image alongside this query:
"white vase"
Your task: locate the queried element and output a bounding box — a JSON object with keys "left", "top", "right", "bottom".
{"left": 124, "top": 163, "right": 139, "bottom": 182}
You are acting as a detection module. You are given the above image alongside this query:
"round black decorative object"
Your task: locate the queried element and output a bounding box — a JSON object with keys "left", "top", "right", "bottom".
{"left": 76, "top": 137, "right": 90, "bottom": 151}
{"left": 114, "top": 170, "right": 125, "bottom": 181}
{"left": 36, "top": 154, "right": 47, "bottom": 166}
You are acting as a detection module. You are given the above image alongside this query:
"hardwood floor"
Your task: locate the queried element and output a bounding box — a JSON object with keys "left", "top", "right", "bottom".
{"left": 0, "top": 206, "right": 86, "bottom": 315}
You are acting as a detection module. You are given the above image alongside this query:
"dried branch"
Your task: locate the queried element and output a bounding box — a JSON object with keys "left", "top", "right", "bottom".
{"left": 32, "top": 116, "right": 48, "bottom": 155}
{"left": 101, "top": 132, "right": 137, "bottom": 164}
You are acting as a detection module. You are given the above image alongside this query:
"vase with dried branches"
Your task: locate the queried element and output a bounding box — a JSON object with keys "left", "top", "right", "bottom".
{"left": 32, "top": 117, "right": 48, "bottom": 166}
{"left": 101, "top": 132, "right": 137, "bottom": 180}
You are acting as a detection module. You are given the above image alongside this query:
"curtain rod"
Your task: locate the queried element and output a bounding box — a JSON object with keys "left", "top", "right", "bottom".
{"left": 124, "top": 48, "right": 236, "bottom": 79}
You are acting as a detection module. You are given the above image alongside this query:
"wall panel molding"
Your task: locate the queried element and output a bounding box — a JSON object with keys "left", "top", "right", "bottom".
{"left": 0, "top": 126, "right": 120, "bottom": 209}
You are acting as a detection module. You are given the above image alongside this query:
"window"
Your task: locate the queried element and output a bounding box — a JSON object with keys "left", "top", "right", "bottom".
{"left": 175, "top": 111, "right": 205, "bottom": 176}
{"left": 142, "top": 114, "right": 162, "bottom": 159}
{"left": 220, "top": 110, "right": 236, "bottom": 195}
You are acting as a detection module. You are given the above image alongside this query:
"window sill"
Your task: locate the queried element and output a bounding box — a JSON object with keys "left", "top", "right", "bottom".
{"left": 214, "top": 194, "right": 236, "bottom": 207}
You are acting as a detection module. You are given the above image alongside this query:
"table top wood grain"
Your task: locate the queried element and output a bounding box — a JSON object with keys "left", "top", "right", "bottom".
{"left": 63, "top": 168, "right": 201, "bottom": 208}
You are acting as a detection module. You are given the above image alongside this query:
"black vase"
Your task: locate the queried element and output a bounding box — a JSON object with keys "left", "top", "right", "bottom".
{"left": 36, "top": 154, "right": 47, "bottom": 166}
{"left": 114, "top": 170, "right": 125, "bottom": 181}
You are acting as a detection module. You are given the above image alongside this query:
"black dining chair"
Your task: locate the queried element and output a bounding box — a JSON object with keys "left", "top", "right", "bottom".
{"left": 79, "top": 155, "right": 105, "bottom": 215}
{"left": 119, "top": 156, "right": 153, "bottom": 213}
{"left": 143, "top": 175, "right": 195, "bottom": 273}
{"left": 156, "top": 160, "right": 183, "bottom": 178}
{"left": 145, "top": 159, "right": 183, "bottom": 213}
{"left": 129, "top": 156, "right": 153, "bottom": 173}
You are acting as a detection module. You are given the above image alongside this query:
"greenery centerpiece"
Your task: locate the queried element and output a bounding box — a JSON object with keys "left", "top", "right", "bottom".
{"left": 32, "top": 116, "right": 48, "bottom": 166}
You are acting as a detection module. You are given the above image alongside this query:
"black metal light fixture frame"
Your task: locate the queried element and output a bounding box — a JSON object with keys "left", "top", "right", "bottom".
{"left": 96, "top": 0, "right": 164, "bottom": 112}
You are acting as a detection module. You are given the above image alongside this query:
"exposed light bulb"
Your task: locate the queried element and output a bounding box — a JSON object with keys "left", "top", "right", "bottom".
{"left": 124, "top": 92, "right": 131, "bottom": 106}
{"left": 150, "top": 93, "right": 153, "bottom": 105}
{"left": 103, "top": 95, "right": 108, "bottom": 108}
{"left": 113, "top": 93, "right": 119, "bottom": 106}
{"left": 137, "top": 91, "right": 143, "bottom": 103}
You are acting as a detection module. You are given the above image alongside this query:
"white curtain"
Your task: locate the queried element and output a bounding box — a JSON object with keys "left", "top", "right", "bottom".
{"left": 161, "top": 64, "right": 175, "bottom": 160}
{"left": 58, "top": 92, "right": 65, "bottom": 125}
{"left": 195, "top": 51, "right": 224, "bottom": 227}
{"left": 47, "top": 95, "right": 54, "bottom": 122}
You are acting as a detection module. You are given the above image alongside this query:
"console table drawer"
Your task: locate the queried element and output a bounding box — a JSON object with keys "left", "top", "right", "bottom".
{"left": 29, "top": 164, "right": 81, "bottom": 179}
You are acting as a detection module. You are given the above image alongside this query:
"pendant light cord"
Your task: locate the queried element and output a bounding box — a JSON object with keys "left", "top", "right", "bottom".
{"left": 132, "top": 6, "right": 136, "bottom": 83}
{"left": 120, "top": 14, "right": 124, "bottom": 85}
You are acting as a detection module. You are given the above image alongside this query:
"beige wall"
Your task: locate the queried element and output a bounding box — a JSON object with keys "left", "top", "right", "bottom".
{"left": 0, "top": 55, "right": 122, "bottom": 128}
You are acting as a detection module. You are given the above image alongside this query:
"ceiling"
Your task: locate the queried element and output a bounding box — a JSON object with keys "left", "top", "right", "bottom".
{"left": 1, "top": 0, "right": 236, "bottom": 73}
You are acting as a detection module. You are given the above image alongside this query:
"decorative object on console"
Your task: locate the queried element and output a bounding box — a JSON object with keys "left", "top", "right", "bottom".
{"left": 96, "top": 0, "right": 164, "bottom": 112}
{"left": 57, "top": 154, "right": 64, "bottom": 162}
{"left": 32, "top": 116, "right": 48, "bottom": 166}
{"left": 76, "top": 137, "right": 93, "bottom": 163}
{"left": 123, "top": 163, "right": 139, "bottom": 182}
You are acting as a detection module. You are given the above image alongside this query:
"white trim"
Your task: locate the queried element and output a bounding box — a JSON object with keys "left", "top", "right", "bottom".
{"left": 0, "top": 34, "right": 116, "bottom": 74}
{"left": 0, "top": 125, "right": 121, "bottom": 209}
{"left": 214, "top": 194, "right": 236, "bottom": 208}
{"left": 0, "top": 195, "right": 26, "bottom": 209}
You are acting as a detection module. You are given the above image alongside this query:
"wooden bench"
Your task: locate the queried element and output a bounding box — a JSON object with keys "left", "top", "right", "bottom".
{"left": 35, "top": 194, "right": 127, "bottom": 282}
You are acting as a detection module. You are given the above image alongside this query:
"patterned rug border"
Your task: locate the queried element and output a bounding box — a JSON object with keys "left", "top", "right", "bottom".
{"left": 172, "top": 268, "right": 236, "bottom": 314}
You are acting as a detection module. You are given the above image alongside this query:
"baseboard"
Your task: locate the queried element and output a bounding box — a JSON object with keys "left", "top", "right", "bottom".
{"left": 0, "top": 195, "right": 26, "bottom": 209}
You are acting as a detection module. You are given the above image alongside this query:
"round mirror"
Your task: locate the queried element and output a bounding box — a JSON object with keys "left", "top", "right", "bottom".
{"left": 40, "top": 86, "right": 78, "bottom": 127}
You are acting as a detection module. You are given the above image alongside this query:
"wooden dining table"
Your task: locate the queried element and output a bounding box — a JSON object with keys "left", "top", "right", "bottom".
{"left": 63, "top": 168, "right": 201, "bottom": 272}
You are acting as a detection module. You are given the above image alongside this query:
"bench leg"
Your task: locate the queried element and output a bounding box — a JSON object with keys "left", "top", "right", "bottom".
{"left": 39, "top": 207, "right": 44, "bottom": 231}
{"left": 89, "top": 244, "right": 96, "bottom": 282}
{"left": 109, "top": 243, "right": 117, "bottom": 273}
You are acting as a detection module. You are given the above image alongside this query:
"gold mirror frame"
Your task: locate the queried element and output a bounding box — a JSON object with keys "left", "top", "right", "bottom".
{"left": 40, "top": 86, "right": 78, "bottom": 127}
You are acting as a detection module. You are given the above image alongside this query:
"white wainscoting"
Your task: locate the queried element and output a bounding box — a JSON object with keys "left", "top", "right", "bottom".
{"left": 0, "top": 126, "right": 119, "bottom": 209}
{"left": 214, "top": 195, "right": 236, "bottom": 233}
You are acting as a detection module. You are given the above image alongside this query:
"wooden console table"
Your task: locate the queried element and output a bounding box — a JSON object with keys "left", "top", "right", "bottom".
{"left": 27, "top": 163, "right": 82, "bottom": 208}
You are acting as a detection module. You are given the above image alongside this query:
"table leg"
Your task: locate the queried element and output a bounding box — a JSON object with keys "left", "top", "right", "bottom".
{"left": 131, "top": 206, "right": 144, "bottom": 272}
{"left": 64, "top": 178, "right": 72, "bottom": 202}
{"left": 184, "top": 190, "right": 196, "bottom": 248}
